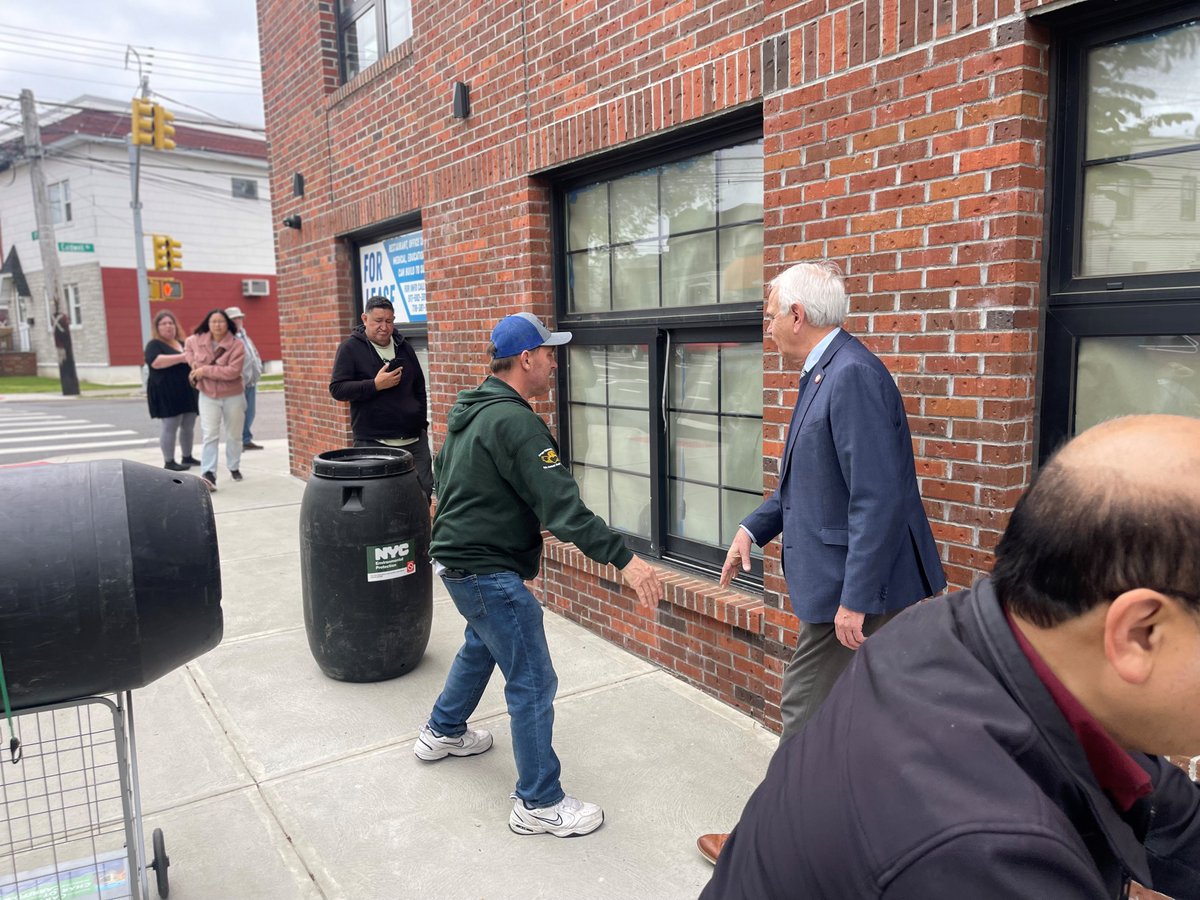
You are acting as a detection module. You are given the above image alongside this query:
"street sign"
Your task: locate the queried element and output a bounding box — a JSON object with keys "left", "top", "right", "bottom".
{"left": 148, "top": 278, "right": 183, "bottom": 300}
{"left": 30, "top": 233, "right": 94, "bottom": 253}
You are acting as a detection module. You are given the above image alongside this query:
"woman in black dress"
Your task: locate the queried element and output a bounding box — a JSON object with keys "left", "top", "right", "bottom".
{"left": 145, "top": 310, "right": 200, "bottom": 471}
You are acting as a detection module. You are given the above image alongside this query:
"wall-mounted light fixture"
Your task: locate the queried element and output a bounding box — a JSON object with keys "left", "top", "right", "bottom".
{"left": 282, "top": 214, "right": 302, "bottom": 229}
{"left": 452, "top": 82, "right": 470, "bottom": 119}
{"left": 292, "top": 173, "right": 305, "bottom": 197}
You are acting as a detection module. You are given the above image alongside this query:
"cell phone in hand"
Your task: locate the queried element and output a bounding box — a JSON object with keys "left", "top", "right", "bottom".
{"left": 386, "top": 358, "right": 403, "bottom": 372}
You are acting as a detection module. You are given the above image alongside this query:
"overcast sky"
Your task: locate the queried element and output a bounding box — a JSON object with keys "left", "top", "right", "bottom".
{"left": 0, "top": 0, "right": 265, "bottom": 128}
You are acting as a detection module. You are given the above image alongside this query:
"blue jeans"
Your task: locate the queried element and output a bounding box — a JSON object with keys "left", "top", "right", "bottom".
{"left": 242, "top": 384, "right": 257, "bottom": 444}
{"left": 428, "top": 570, "right": 563, "bottom": 809}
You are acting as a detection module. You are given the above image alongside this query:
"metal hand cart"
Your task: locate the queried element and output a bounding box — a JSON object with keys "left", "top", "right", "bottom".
{"left": 0, "top": 692, "right": 169, "bottom": 899}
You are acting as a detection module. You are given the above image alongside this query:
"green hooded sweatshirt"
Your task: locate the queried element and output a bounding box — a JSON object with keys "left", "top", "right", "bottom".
{"left": 430, "top": 375, "right": 633, "bottom": 580}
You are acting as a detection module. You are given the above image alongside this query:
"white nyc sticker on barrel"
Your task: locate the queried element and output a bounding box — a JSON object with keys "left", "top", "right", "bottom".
{"left": 366, "top": 540, "right": 416, "bottom": 581}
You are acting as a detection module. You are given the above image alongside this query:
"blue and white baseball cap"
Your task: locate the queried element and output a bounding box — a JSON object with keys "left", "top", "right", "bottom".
{"left": 490, "top": 312, "right": 572, "bottom": 358}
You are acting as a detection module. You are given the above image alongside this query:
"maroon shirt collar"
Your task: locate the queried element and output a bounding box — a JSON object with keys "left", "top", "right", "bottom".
{"left": 1006, "top": 612, "right": 1152, "bottom": 812}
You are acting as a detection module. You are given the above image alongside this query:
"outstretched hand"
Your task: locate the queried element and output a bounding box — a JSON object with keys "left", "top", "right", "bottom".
{"left": 719, "top": 528, "right": 753, "bottom": 587}
{"left": 620, "top": 556, "right": 662, "bottom": 609}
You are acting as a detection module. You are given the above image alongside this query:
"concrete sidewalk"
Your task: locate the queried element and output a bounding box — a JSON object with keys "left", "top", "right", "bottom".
{"left": 33, "top": 438, "right": 777, "bottom": 899}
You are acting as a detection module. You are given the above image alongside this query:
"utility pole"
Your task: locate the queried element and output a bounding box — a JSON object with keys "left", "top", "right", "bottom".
{"left": 129, "top": 76, "right": 153, "bottom": 356}
{"left": 19, "top": 89, "right": 79, "bottom": 395}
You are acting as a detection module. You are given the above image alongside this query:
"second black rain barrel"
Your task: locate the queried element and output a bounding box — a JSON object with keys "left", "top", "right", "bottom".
{"left": 300, "top": 447, "right": 432, "bottom": 681}
{"left": 0, "top": 459, "right": 223, "bottom": 710}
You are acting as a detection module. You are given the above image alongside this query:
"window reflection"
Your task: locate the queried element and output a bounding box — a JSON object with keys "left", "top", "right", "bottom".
{"left": 568, "top": 345, "right": 652, "bottom": 539}
{"left": 564, "top": 140, "right": 764, "bottom": 311}
{"left": 667, "top": 342, "right": 763, "bottom": 555}
{"left": 1074, "top": 334, "right": 1200, "bottom": 433}
{"left": 344, "top": 11, "right": 379, "bottom": 79}
{"left": 1080, "top": 19, "right": 1200, "bottom": 276}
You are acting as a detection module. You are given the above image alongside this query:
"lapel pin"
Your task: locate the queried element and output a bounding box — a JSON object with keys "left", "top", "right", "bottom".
{"left": 814, "top": 373, "right": 823, "bottom": 384}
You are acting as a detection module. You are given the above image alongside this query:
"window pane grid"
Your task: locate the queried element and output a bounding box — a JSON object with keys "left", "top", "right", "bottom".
{"left": 559, "top": 133, "right": 763, "bottom": 572}
{"left": 567, "top": 345, "right": 651, "bottom": 539}
{"left": 666, "top": 342, "right": 762, "bottom": 549}
{"left": 565, "top": 141, "right": 763, "bottom": 314}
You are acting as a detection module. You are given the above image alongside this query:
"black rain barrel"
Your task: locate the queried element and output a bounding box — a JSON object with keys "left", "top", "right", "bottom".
{"left": 0, "top": 459, "right": 223, "bottom": 711}
{"left": 300, "top": 447, "right": 432, "bottom": 681}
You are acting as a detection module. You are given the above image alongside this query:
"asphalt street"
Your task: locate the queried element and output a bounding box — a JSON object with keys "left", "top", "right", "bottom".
{"left": 0, "top": 390, "right": 287, "bottom": 465}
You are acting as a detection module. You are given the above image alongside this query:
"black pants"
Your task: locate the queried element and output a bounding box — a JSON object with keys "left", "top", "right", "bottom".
{"left": 353, "top": 435, "right": 434, "bottom": 499}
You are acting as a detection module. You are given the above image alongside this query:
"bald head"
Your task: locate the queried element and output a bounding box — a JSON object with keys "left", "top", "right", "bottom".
{"left": 994, "top": 415, "right": 1200, "bottom": 626}
{"left": 1057, "top": 414, "right": 1200, "bottom": 490}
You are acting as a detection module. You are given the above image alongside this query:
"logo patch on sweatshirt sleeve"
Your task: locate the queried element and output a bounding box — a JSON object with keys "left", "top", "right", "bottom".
{"left": 538, "top": 447, "right": 561, "bottom": 468}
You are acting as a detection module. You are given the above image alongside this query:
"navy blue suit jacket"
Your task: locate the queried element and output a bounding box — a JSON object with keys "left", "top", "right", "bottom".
{"left": 743, "top": 331, "right": 946, "bottom": 623}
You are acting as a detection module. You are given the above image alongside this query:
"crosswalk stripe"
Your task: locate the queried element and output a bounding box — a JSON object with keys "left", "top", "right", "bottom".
{"left": 0, "top": 417, "right": 74, "bottom": 426}
{"left": 0, "top": 430, "right": 140, "bottom": 445}
{"left": 0, "top": 438, "right": 154, "bottom": 456}
{"left": 0, "top": 422, "right": 108, "bottom": 434}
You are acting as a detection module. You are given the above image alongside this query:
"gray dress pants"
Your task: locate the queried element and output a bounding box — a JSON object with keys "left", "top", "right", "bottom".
{"left": 779, "top": 608, "right": 902, "bottom": 741}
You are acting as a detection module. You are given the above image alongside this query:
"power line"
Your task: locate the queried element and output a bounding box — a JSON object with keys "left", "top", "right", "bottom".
{"left": 0, "top": 24, "right": 261, "bottom": 69}
{"left": 0, "top": 41, "right": 261, "bottom": 90}
{"left": 0, "top": 66, "right": 143, "bottom": 94}
{"left": 52, "top": 154, "right": 264, "bottom": 208}
{"left": 53, "top": 149, "right": 268, "bottom": 182}
{"left": 0, "top": 93, "right": 265, "bottom": 136}
{"left": 150, "top": 92, "right": 263, "bottom": 131}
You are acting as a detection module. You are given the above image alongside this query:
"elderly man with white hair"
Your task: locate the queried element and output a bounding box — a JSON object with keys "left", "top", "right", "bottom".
{"left": 698, "top": 260, "right": 946, "bottom": 863}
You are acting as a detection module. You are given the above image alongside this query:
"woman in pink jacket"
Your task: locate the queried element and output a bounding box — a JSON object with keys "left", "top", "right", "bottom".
{"left": 184, "top": 308, "right": 246, "bottom": 491}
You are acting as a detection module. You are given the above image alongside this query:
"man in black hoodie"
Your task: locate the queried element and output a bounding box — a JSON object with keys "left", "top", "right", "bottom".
{"left": 329, "top": 296, "right": 432, "bottom": 497}
{"left": 414, "top": 312, "right": 662, "bottom": 839}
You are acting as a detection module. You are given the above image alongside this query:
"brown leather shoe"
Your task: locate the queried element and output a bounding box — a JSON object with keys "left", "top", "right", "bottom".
{"left": 697, "top": 833, "right": 729, "bottom": 864}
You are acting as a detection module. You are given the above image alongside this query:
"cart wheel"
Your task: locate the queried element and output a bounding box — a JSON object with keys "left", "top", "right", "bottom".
{"left": 150, "top": 827, "right": 170, "bottom": 898}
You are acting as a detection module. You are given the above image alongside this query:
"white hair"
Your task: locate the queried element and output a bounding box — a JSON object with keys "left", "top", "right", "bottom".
{"left": 770, "top": 261, "right": 848, "bottom": 327}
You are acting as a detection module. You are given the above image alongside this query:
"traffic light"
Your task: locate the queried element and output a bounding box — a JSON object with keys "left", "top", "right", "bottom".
{"left": 151, "top": 235, "right": 182, "bottom": 270}
{"left": 152, "top": 234, "right": 170, "bottom": 271}
{"left": 149, "top": 278, "right": 183, "bottom": 300}
{"left": 131, "top": 98, "right": 154, "bottom": 146}
{"left": 152, "top": 104, "right": 176, "bottom": 151}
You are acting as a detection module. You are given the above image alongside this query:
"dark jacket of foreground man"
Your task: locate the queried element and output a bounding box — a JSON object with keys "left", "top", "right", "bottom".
{"left": 702, "top": 580, "right": 1200, "bottom": 899}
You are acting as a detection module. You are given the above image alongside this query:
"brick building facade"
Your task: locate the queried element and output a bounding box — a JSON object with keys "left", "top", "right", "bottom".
{"left": 257, "top": 0, "right": 1200, "bottom": 730}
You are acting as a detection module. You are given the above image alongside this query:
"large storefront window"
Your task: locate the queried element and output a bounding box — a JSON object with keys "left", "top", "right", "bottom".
{"left": 555, "top": 122, "right": 765, "bottom": 577}
{"left": 565, "top": 143, "right": 764, "bottom": 313}
{"left": 1041, "top": 7, "right": 1200, "bottom": 458}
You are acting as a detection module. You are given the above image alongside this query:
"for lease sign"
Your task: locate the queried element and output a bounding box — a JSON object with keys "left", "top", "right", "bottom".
{"left": 359, "top": 231, "right": 426, "bottom": 324}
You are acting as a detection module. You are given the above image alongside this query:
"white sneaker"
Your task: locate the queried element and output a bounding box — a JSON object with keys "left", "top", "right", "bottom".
{"left": 413, "top": 723, "right": 493, "bottom": 761}
{"left": 509, "top": 794, "right": 604, "bottom": 837}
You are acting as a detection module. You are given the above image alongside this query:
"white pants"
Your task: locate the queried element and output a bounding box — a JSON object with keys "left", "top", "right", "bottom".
{"left": 198, "top": 392, "right": 247, "bottom": 477}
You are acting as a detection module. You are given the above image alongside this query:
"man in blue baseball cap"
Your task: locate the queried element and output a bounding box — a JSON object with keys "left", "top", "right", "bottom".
{"left": 415, "top": 311, "right": 662, "bottom": 839}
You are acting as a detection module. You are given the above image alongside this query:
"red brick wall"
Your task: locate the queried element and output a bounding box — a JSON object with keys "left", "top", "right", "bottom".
{"left": 0, "top": 352, "right": 37, "bottom": 376}
{"left": 259, "top": 0, "right": 1056, "bottom": 730}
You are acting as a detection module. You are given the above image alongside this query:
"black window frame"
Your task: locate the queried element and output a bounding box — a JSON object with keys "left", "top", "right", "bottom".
{"left": 548, "top": 106, "right": 767, "bottom": 586}
{"left": 1040, "top": 1, "right": 1200, "bottom": 461}
{"left": 338, "top": 0, "right": 413, "bottom": 83}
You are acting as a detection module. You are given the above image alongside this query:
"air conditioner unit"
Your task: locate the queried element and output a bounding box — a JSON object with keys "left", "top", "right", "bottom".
{"left": 242, "top": 279, "right": 270, "bottom": 297}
